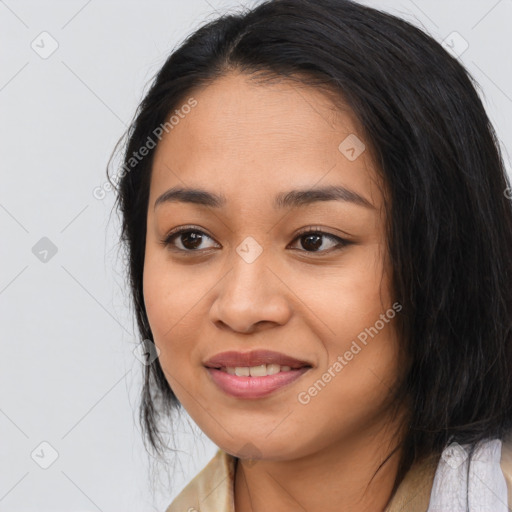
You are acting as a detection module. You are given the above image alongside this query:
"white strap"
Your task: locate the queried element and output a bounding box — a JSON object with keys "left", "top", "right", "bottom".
{"left": 427, "top": 438, "right": 508, "bottom": 512}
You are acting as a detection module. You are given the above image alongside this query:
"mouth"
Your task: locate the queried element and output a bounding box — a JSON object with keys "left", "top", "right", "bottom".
{"left": 205, "top": 367, "right": 312, "bottom": 401}
{"left": 206, "top": 363, "right": 312, "bottom": 376}
{"left": 205, "top": 365, "right": 312, "bottom": 399}
{"left": 203, "top": 349, "right": 313, "bottom": 372}
{"left": 203, "top": 349, "right": 313, "bottom": 399}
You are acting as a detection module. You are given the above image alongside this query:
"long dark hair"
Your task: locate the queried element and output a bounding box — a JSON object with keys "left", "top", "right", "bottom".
{"left": 108, "top": 0, "right": 512, "bottom": 502}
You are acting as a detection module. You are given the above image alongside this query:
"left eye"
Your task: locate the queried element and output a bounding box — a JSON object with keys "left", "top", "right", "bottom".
{"left": 289, "top": 229, "right": 348, "bottom": 253}
{"left": 161, "top": 227, "right": 349, "bottom": 254}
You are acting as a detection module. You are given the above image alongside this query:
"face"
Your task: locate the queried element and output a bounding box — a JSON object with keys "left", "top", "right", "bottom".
{"left": 143, "top": 71, "right": 404, "bottom": 461}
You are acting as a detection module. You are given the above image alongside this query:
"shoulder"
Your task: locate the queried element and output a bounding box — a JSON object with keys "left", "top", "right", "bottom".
{"left": 385, "top": 450, "right": 439, "bottom": 512}
{"left": 501, "top": 432, "right": 512, "bottom": 507}
{"left": 165, "top": 448, "right": 237, "bottom": 512}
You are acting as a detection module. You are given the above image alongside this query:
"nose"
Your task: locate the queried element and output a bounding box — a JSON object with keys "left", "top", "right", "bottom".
{"left": 209, "top": 250, "right": 292, "bottom": 335}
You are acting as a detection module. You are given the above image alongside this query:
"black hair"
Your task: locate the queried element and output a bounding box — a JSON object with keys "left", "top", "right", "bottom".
{"left": 107, "top": 0, "right": 512, "bottom": 505}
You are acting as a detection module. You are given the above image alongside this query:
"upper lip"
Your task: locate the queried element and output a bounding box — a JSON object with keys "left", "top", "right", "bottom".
{"left": 203, "top": 350, "right": 312, "bottom": 369}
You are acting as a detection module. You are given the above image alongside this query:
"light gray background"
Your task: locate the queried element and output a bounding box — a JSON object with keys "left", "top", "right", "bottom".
{"left": 1, "top": 0, "right": 511, "bottom": 511}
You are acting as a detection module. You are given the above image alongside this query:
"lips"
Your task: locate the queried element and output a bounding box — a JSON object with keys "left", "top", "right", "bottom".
{"left": 203, "top": 349, "right": 312, "bottom": 370}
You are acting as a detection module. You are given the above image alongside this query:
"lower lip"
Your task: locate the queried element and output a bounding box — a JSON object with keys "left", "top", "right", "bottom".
{"left": 206, "top": 367, "right": 311, "bottom": 399}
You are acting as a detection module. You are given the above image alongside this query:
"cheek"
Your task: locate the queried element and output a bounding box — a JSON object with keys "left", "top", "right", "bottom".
{"left": 143, "top": 247, "right": 200, "bottom": 331}
{"left": 143, "top": 255, "right": 191, "bottom": 361}
{"left": 142, "top": 252, "right": 214, "bottom": 392}
{"left": 295, "top": 244, "right": 391, "bottom": 336}
{"left": 295, "top": 250, "right": 399, "bottom": 413}
{"left": 295, "top": 320, "right": 402, "bottom": 444}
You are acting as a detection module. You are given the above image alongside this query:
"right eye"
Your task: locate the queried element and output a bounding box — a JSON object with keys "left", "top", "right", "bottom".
{"left": 161, "top": 226, "right": 220, "bottom": 252}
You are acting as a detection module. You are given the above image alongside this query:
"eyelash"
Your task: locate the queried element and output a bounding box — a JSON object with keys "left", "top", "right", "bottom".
{"left": 160, "top": 225, "right": 350, "bottom": 255}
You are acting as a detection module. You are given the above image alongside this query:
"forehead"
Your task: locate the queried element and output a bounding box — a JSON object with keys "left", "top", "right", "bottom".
{"left": 149, "top": 71, "right": 383, "bottom": 212}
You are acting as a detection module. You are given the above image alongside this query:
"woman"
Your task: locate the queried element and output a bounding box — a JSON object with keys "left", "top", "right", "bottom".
{"left": 108, "top": 0, "right": 512, "bottom": 510}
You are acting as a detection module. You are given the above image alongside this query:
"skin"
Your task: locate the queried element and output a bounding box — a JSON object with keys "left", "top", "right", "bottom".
{"left": 143, "top": 71, "right": 408, "bottom": 512}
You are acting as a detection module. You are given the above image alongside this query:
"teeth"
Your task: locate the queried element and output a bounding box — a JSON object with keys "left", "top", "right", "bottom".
{"left": 223, "top": 364, "right": 293, "bottom": 376}
{"left": 235, "top": 367, "right": 250, "bottom": 377}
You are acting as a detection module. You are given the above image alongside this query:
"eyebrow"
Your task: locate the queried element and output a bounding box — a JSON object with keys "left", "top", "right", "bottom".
{"left": 154, "top": 185, "right": 375, "bottom": 210}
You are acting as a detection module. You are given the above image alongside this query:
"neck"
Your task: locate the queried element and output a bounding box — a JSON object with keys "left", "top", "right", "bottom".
{"left": 234, "top": 413, "right": 407, "bottom": 512}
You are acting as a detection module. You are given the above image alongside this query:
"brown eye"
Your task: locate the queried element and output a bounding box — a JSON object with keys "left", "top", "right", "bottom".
{"left": 162, "top": 227, "right": 219, "bottom": 252}
{"left": 288, "top": 228, "right": 349, "bottom": 254}
{"left": 161, "top": 225, "right": 349, "bottom": 255}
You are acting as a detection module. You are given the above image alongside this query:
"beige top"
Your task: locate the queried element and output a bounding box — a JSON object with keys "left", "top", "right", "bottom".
{"left": 166, "top": 438, "right": 512, "bottom": 512}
